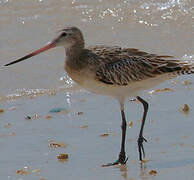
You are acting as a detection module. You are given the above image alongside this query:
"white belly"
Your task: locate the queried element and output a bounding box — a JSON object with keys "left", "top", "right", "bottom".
{"left": 65, "top": 65, "right": 175, "bottom": 100}
{"left": 79, "top": 74, "right": 175, "bottom": 100}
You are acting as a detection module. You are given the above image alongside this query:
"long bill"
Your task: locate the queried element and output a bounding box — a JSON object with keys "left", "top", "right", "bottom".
{"left": 4, "top": 42, "right": 56, "bottom": 66}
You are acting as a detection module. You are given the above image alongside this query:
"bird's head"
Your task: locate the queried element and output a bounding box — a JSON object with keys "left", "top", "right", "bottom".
{"left": 4, "top": 26, "right": 84, "bottom": 66}
{"left": 54, "top": 27, "right": 84, "bottom": 49}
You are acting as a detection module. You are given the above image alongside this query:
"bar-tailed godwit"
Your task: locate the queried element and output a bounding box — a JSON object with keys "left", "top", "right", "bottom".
{"left": 5, "top": 27, "right": 194, "bottom": 166}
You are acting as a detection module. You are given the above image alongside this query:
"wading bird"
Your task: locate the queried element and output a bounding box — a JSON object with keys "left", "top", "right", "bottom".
{"left": 5, "top": 27, "right": 194, "bottom": 166}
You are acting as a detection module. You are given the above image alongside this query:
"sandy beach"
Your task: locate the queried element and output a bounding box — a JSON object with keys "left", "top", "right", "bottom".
{"left": 0, "top": 0, "right": 194, "bottom": 179}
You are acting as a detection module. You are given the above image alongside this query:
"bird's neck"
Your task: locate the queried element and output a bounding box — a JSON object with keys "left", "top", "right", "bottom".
{"left": 65, "top": 44, "right": 84, "bottom": 70}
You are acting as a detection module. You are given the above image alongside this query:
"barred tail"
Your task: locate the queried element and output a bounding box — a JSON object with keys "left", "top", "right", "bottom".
{"left": 176, "top": 63, "right": 194, "bottom": 75}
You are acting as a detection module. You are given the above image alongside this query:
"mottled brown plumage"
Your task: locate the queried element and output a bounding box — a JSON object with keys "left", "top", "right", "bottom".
{"left": 78, "top": 45, "right": 193, "bottom": 86}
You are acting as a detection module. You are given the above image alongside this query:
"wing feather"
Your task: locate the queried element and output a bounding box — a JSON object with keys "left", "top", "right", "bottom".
{"left": 94, "top": 51, "right": 184, "bottom": 85}
{"left": 85, "top": 46, "right": 192, "bottom": 85}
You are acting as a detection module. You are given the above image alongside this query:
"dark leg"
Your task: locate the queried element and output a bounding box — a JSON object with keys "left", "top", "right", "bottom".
{"left": 136, "top": 96, "right": 148, "bottom": 161}
{"left": 117, "top": 109, "right": 128, "bottom": 163}
{"left": 102, "top": 102, "right": 128, "bottom": 167}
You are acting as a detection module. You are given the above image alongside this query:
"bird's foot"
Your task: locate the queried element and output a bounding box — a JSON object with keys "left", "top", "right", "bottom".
{"left": 138, "top": 136, "right": 147, "bottom": 161}
{"left": 102, "top": 153, "right": 128, "bottom": 167}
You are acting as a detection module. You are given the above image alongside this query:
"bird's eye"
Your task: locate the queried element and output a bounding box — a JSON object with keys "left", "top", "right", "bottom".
{"left": 61, "top": 32, "right": 67, "bottom": 37}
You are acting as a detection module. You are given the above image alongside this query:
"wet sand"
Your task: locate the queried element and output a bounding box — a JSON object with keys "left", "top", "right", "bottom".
{"left": 0, "top": 0, "right": 194, "bottom": 179}
{"left": 1, "top": 79, "right": 194, "bottom": 180}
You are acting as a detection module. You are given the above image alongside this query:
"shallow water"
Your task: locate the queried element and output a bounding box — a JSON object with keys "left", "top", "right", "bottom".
{"left": 0, "top": 0, "right": 194, "bottom": 179}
